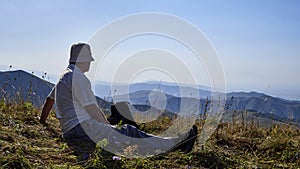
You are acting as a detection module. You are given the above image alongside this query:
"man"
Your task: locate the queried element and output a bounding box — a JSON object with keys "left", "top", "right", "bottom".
{"left": 40, "top": 43, "right": 197, "bottom": 157}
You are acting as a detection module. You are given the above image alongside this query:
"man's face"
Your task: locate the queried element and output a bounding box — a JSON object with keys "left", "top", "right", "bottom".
{"left": 77, "top": 62, "right": 91, "bottom": 73}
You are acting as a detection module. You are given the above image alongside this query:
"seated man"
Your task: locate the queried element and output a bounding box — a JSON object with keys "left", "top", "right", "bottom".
{"left": 40, "top": 43, "right": 197, "bottom": 157}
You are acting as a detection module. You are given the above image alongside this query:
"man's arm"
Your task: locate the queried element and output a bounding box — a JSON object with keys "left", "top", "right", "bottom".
{"left": 84, "top": 104, "right": 110, "bottom": 124}
{"left": 40, "top": 97, "right": 54, "bottom": 124}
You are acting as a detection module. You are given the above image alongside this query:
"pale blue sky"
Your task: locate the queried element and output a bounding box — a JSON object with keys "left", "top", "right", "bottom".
{"left": 0, "top": 0, "right": 300, "bottom": 100}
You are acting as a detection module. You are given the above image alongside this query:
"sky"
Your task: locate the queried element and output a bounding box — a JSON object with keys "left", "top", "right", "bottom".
{"left": 0, "top": 0, "right": 300, "bottom": 100}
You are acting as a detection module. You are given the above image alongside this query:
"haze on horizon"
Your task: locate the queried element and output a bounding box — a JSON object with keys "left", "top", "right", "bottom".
{"left": 0, "top": 0, "right": 299, "bottom": 101}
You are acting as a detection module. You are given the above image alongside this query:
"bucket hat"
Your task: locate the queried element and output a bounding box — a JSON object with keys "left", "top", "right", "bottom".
{"left": 69, "top": 43, "right": 94, "bottom": 63}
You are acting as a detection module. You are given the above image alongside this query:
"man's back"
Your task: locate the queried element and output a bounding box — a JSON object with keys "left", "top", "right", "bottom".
{"left": 54, "top": 64, "right": 96, "bottom": 134}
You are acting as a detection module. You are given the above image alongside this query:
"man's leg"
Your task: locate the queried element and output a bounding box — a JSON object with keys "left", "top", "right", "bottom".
{"left": 81, "top": 119, "right": 198, "bottom": 157}
{"left": 63, "top": 124, "right": 96, "bottom": 160}
{"left": 80, "top": 119, "right": 177, "bottom": 156}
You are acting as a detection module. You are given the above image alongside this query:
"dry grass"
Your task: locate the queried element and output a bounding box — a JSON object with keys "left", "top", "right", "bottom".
{"left": 0, "top": 101, "right": 300, "bottom": 168}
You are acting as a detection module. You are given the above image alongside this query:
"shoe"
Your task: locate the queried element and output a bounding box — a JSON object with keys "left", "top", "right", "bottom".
{"left": 170, "top": 125, "right": 198, "bottom": 153}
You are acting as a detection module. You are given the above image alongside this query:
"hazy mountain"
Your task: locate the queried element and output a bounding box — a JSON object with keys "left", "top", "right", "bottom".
{"left": 226, "top": 91, "right": 266, "bottom": 99}
{"left": 94, "top": 80, "right": 212, "bottom": 100}
{"left": 96, "top": 81, "right": 300, "bottom": 123}
{"left": 1, "top": 70, "right": 300, "bottom": 124}
{"left": 225, "top": 95, "right": 300, "bottom": 122}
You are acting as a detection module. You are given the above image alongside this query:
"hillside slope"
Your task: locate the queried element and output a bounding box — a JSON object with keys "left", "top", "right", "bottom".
{"left": 0, "top": 101, "right": 299, "bottom": 168}
{"left": 0, "top": 70, "right": 53, "bottom": 106}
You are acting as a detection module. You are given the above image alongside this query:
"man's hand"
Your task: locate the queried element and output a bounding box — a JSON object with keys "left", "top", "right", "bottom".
{"left": 84, "top": 104, "right": 110, "bottom": 124}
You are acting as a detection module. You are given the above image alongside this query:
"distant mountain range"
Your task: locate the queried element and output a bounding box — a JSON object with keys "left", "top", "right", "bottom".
{"left": 94, "top": 81, "right": 300, "bottom": 124}
{"left": 1, "top": 70, "right": 299, "bottom": 124}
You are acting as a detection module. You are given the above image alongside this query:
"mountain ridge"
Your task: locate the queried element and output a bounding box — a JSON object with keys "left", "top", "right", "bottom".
{"left": 1, "top": 70, "right": 299, "bottom": 124}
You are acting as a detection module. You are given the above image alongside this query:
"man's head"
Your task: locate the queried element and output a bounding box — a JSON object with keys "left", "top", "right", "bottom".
{"left": 69, "top": 43, "right": 94, "bottom": 72}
